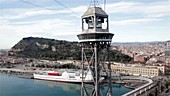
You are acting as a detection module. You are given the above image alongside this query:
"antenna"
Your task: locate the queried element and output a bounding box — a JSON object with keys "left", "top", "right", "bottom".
{"left": 104, "top": 0, "right": 106, "bottom": 11}
{"left": 90, "top": 0, "right": 99, "bottom": 7}
{"left": 93, "top": 0, "right": 96, "bottom": 6}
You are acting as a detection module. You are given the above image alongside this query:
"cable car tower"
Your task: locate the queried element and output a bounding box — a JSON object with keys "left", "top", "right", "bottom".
{"left": 77, "top": 0, "right": 114, "bottom": 96}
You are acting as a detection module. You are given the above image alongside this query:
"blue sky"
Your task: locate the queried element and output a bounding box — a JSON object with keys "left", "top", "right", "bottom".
{"left": 0, "top": 0, "right": 170, "bottom": 49}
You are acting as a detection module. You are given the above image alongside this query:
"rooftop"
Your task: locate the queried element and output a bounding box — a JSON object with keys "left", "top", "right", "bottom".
{"left": 82, "top": 7, "right": 108, "bottom": 18}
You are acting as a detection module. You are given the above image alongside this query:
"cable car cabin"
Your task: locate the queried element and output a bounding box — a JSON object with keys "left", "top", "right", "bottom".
{"left": 81, "top": 7, "right": 109, "bottom": 33}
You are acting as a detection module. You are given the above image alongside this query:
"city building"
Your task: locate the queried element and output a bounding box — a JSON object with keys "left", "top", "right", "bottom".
{"left": 111, "top": 63, "right": 165, "bottom": 77}
{"left": 133, "top": 55, "right": 148, "bottom": 63}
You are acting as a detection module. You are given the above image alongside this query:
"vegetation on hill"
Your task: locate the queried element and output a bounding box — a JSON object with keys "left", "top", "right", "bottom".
{"left": 9, "top": 37, "right": 132, "bottom": 62}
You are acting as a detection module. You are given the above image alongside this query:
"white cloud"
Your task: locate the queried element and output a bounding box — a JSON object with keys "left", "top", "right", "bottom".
{"left": 71, "top": 6, "right": 87, "bottom": 15}
{"left": 0, "top": 0, "right": 14, "bottom": 2}
{"left": 0, "top": 0, "right": 169, "bottom": 21}
{"left": 0, "top": 8, "right": 69, "bottom": 20}
{"left": 106, "top": 1, "right": 170, "bottom": 17}
{"left": 1, "top": 0, "right": 168, "bottom": 21}
{"left": 0, "top": 19, "right": 9, "bottom": 25}
{"left": 0, "top": 0, "right": 20, "bottom": 4}
{"left": 0, "top": 0, "right": 5, "bottom": 2}
{"left": 110, "top": 18, "right": 160, "bottom": 26}
{"left": 0, "top": 18, "right": 80, "bottom": 38}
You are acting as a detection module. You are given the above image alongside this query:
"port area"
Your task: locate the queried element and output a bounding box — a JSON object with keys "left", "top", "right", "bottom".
{"left": 0, "top": 68, "right": 34, "bottom": 78}
{"left": 0, "top": 68, "right": 147, "bottom": 88}
{"left": 17, "top": 74, "right": 34, "bottom": 79}
{"left": 0, "top": 68, "right": 65, "bottom": 79}
{"left": 0, "top": 67, "right": 163, "bottom": 96}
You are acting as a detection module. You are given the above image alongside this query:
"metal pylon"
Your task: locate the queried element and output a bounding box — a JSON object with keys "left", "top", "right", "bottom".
{"left": 81, "top": 43, "right": 112, "bottom": 96}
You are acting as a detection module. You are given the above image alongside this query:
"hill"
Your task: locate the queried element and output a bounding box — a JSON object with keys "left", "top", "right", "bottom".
{"left": 9, "top": 37, "right": 132, "bottom": 62}
{"left": 9, "top": 37, "right": 81, "bottom": 60}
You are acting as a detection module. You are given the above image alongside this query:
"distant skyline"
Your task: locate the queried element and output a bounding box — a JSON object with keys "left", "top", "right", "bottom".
{"left": 0, "top": 0, "right": 170, "bottom": 49}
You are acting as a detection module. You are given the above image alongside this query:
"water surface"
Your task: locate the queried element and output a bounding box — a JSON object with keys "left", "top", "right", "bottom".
{"left": 0, "top": 74, "right": 132, "bottom": 96}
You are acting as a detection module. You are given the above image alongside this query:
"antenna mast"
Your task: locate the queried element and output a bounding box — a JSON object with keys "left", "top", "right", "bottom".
{"left": 104, "top": 0, "right": 106, "bottom": 11}
{"left": 90, "top": 0, "right": 99, "bottom": 7}
{"left": 93, "top": 0, "right": 96, "bottom": 6}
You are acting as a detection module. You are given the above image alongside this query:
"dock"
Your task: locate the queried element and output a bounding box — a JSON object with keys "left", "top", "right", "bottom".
{"left": 18, "top": 75, "right": 34, "bottom": 79}
{"left": 0, "top": 68, "right": 34, "bottom": 79}
{"left": 0, "top": 68, "right": 35, "bottom": 73}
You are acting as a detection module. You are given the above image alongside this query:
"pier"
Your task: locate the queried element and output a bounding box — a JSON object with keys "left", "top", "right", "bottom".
{"left": 0, "top": 68, "right": 34, "bottom": 78}
{"left": 0, "top": 68, "right": 35, "bottom": 73}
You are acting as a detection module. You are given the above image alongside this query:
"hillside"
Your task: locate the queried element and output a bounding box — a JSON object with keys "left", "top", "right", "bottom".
{"left": 9, "top": 37, "right": 81, "bottom": 60}
{"left": 9, "top": 37, "right": 132, "bottom": 62}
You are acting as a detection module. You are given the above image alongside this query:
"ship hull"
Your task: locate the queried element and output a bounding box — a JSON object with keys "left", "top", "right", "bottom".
{"left": 33, "top": 73, "right": 93, "bottom": 83}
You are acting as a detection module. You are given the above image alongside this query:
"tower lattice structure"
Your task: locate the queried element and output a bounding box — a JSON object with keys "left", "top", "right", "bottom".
{"left": 77, "top": 2, "right": 114, "bottom": 96}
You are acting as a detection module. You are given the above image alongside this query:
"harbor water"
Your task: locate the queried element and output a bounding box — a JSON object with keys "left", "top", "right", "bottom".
{"left": 0, "top": 74, "right": 133, "bottom": 96}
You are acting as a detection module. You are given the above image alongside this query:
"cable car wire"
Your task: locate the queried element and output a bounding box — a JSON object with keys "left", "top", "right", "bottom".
{"left": 20, "top": 0, "right": 53, "bottom": 11}
{"left": 19, "top": 0, "right": 80, "bottom": 18}
{"left": 53, "top": 0, "right": 80, "bottom": 17}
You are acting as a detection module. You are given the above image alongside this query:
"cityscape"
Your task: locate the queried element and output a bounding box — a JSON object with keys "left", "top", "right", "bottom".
{"left": 0, "top": 0, "right": 170, "bottom": 96}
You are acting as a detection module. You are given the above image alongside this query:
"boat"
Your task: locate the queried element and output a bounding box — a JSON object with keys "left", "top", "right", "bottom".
{"left": 33, "top": 70, "right": 101, "bottom": 83}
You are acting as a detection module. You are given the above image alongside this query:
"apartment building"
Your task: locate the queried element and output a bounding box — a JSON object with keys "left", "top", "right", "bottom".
{"left": 111, "top": 63, "right": 165, "bottom": 77}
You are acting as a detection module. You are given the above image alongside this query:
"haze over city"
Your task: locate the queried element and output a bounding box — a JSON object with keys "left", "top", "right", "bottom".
{"left": 0, "top": 0, "right": 170, "bottom": 49}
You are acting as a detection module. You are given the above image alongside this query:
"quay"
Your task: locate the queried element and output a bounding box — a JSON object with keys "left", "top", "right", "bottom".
{"left": 0, "top": 68, "right": 34, "bottom": 79}
{"left": 17, "top": 75, "right": 33, "bottom": 79}
{"left": 0, "top": 68, "right": 35, "bottom": 73}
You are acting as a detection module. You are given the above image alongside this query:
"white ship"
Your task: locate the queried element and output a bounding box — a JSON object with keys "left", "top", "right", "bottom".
{"left": 33, "top": 70, "right": 101, "bottom": 83}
